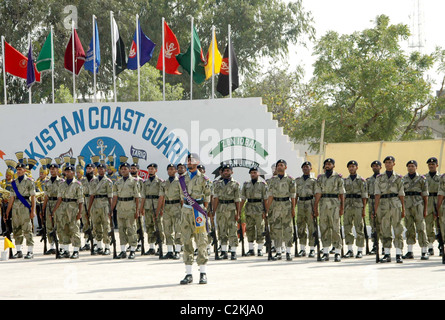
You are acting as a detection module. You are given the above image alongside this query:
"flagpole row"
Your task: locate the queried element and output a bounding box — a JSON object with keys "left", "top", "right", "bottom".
{"left": 1, "top": 36, "right": 6, "bottom": 105}
{"left": 228, "top": 24, "right": 232, "bottom": 99}
{"left": 190, "top": 16, "right": 194, "bottom": 101}
{"left": 136, "top": 14, "right": 141, "bottom": 102}
{"left": 93, "top": 14, "right": 97, "bottom": 103}
{"left": 212, "top": 25, "right": 215, "bottom": 100}
{"left": 28, "top": 33, "right": 31, "bottom": 104}
{"left": 162, "top": 17, "right": 165, "bottom": 101}
{"left": 72, "top": 20, "right": 76, "bottom": 103}
{"left": 51, "top": 25, "right": 55, "bottom": 104}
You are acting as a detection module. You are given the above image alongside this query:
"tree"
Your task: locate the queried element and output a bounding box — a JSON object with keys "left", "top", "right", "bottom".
{"left": 289, "top": 15, "right": 445, "bottom": 151}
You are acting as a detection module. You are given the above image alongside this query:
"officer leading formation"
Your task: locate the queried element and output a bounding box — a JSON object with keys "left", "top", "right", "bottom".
{"left": 2, "top": 152, "right": 445, "bottom": 285}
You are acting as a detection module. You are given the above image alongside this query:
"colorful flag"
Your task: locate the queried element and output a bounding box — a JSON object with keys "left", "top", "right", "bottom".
{"left": 176, "top": 26, "right": 206, "bottom": 84}
{"left": 36, "top": 30, "right": 53, "bottom": 73}
{"left": 112, "top": 17, "right": 127, "bottom": 75}
{"left": 217, "top": 42, "right": 239, "bottom": 96}
{"left": 156, "top": 20, "right": 181, "bottom": 75}
{"left": 84, "top": 19, "right": 101, "bottom": 73}
{"left": 26, "top": 39, "right": 37, "bottom": 88}
{"left": 127, "top": 21, "right": 156, "bottom": 70}
{"left": 3, "top": 40, "right": 41, "bottom": 81}
{"left": 204, "top": 29, "right": 222, "bottom": 80}
{"left": 64, "top": 29, "right": 86, "bottom": 75}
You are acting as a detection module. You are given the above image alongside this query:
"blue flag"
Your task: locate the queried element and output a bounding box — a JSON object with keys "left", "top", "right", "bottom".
{"left": 127, "top": 21, "right": 156, "bottom": 70}
{"left": 84, "top": 19, "right": 101, "bottom": 73}
{"left": 26, "top": 40, "right": 36, "bottom": 88}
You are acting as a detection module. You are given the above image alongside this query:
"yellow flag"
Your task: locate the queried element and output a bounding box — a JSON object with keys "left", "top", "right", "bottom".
{"left": 204, "top": 29, "right": 222, "bottom": 80}
{"left": 4, "top": 237, "right": 15, "bottom": 251}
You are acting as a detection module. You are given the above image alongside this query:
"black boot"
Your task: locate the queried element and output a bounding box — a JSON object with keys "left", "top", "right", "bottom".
{"left": 344, "top": 250, "right": 354, "bottom": 258}
{"left": 180, "top": 274, "right": 193, "bottom": 285}
{"left": 334, "top": 253, "right": 341, "bottom": 262}
{"left": 70, "top": 251, "right": 79, "bottom": 259}
{"left": 380, "top": 254, "right": 391, "bottom": 263}
{"left": 396, "top": 254, "right": 403, "bottom": 263}
{"left": 402, "top": 252, "right": 414, "bottom": 259}
{"left": 199, "top": 273, "right": 207, "bottom": 284}
{"left": 320, "top": 253, "right": 329, "bottom": 261}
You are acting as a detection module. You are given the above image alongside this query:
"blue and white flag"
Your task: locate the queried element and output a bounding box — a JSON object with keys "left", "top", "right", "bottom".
{"left": 84, "top": 19, "right": 101, "bottom": 73}
{"left": 127, "top": 21, "right": 156, "bottom": 70}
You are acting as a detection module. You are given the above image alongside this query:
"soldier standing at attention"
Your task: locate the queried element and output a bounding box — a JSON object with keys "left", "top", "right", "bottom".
{"left": 51, "top": 162, "right": 84, "bottom": 259}
{"left": 265, "top": 159, "right": 297, "bottom": 261}
{"left": 80, "top": 160, "right": 96, "bottom": 252}
{"left": 111, "top": 161, "right": 140, "bottom": 259}
{"left": 156, "top": 164, "right": 183, "bottom": 259}
{"left": 130, "top": 158, "right": 144, "bottom": 253}
{"left": 240, "top": 167, "right": 268, "bottom": 256}
{"left": 425, "top": 157, "right": 440, "bottom": 255}
{"left": 179, "top": 153, "right": 211, "bottom": 285}
{"left": 343, "top": 160, "right": 368, "bottom": 259}
{"left": 294, "top": 161, "right": 317, "bottom": 257}
{"left": 373, "top": 156, "right": 405, "bottom": 263}
{"left": 313, "top": 158, "right": 345, "bottom": 262}
{"left": 402, "top": 160, "right": 429, "bottom": 260}
{"left": 213, "top": 164, "right": 242, "bottom": 260}
{"left": 366, "top": 160, "right": 382, "bottom": 255}
{"left": 4, "top": 160, "right": 36, "bottom": 259}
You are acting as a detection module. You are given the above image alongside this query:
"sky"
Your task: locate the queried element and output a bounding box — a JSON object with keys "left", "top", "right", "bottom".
{"left": 288, "top": 0, "right": 445, "bottom": 86}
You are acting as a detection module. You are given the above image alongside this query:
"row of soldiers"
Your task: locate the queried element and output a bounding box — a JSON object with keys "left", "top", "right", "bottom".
{"left": 2, "top": 152, "right": 445, "bottom": 280}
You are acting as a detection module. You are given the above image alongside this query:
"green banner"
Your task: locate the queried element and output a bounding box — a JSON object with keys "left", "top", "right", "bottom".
{"left": 209, "top": 137, "right": 269, "bottom": 159}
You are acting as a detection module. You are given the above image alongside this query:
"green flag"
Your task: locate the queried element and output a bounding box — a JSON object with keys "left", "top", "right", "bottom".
{"left": 36, "top": 30, "right": 53, "bottom": 72}
{"left": 176, "top": 26, "right": 206, "bottom": 84}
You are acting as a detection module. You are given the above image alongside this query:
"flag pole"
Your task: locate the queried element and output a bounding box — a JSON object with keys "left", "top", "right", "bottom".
{"left": 190, "top": 16, "right": 194, "bottom": 101}
{"left": 211, "top": 25, "right": 215, "bottom": 99}
{"left": 1, "top": 36, "right": 6, "bottom": 105}
{"left": 162, "top": 17, "right": 165, "bottom": 101}
{"left": 51, "top": 25, "right": 55, "bottom": 104}
{"left": 228, "top": 24, "right": 232, "bottom": 99}
{"left": 72, "top": 19, "right": 76, "bottom": 103}
{"left": 28, "top": 33, "right": 31, "bottom": 104}
{"left": 110, "top": 11, "right": 117, "bottom": 103}
{"left": 93, "top": 15, "right": 97, "bottom": 103}
{"left": 136, "top": 14, "right": 141, "bottom": 102}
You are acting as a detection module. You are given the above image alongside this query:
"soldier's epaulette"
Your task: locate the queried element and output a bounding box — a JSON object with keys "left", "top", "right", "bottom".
{"left": 159, "top": 178, "right": 165, "bottom": 183}
{"left": 288, "top": 175, "right": 293, "bottom": 180}
{"left": 421, "top": 175, "right": 426, "bottom": 179}
{"left": 398, "top": 174, "right": 403, "bottom": 178}
{"left": 75, "top": 181, "right": 82, "bottom": 185}
{"left": 441, "top": 173, "right": 445, "bottom": 178}
{"left": 361, "top": 177, "right": 366, "bottom": 181}
{"left": 203, "top": 176, "right": 209, "bottom": 181}
{"left": 338, "top": 173, "right": 342, "bottom": 178}
{"left": 377, "top": 173, "right": 383, "bottom": 177}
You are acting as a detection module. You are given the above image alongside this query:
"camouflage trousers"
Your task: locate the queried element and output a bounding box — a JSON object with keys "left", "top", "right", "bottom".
{"left": 296, "top": 201, "right": 315, "bottom": 246}
{"left": 45, "top": 200, "right": 57, "bottom": 244}
{"left": 376, "top": 201, "right": 404, "bottom": 249}
{"left": 91, "top": 206, "right": 111, "bottom": 244}
{"left": 57, "top": 204, "right": 81, "bottom": 247}
{"left": 117, "top": 209, "right": 138, "bottom": 247}
{"left": 216, "top": 208, "right": 238, "bottom": 247}
{"left": 319, "top": 200, "right": 342, "bottom": 250}
{"left": 181, "top": 206, "right": 208, "bottom": 266}
{"left": 405, "top": 203, "right": 428, "bottom": 248}
{"left": 144, "top": 208, "right": 164, "bottom": 244}
{"left": 245, "top": 212, "right": 264, "bottom": 244}
{"left": 425, "top": 197, "right": 437, "bottom": 244}
{"left": 163, "top": 203, "right": 182, "bottom": 246}
{"left": 11, "top": 205, "right": 34, "bottom": 246}
{"left": 270, "top": 201, "right": 293, "bottom": 248}
{"left": 344, "top": 206, "right": 365, "bottom": 247}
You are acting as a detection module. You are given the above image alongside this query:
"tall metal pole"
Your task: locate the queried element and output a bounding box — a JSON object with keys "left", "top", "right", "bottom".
{"left": 162, "top": 17, "right": 165, "bottom": 101}
{"left": 110, "top": 11, "right": 117, "bottom": 102}
{"left": 136, "top": 14, "right": 141, "bottom": 102}
{"left": 1, "top": 36, "right": 6, "bottom": 105}
{"left": 228, "top": 24, "right": 232, "bottom": 99}
{"left": 51, "top": 25, "right": 55, "bottom": 104}
{"left": 72, "top": 19, "right": 76, "bottom": 103}
{"left": 190, "top": 16, "right": 194, "bottom": 101}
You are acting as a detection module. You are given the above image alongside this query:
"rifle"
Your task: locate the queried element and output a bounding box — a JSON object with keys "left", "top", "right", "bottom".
{"left": 434, "top": 201, "right": 445, "bottom": 264}
{"left": 137, "top": 215, "right": 145, "bottom": 256}
{"left": 263, "top": 213, "right": 272, "bottom": 261}
{"left": 292, "top": 212, "right": 298, "bottom": 257}
{"left": 371, "top": 206, "right": 379, "bottom": 263}
{"left": 39, "top": 202, "right": 48, "bottom": 254}
{"left": 208, "top": 201, "right": 219, "bottom": 260}
{"left": 84, "top": 202, "right": 95, "bottom": 255}
{"left": 312, "top": 213, "right": 321, "bottom": 261}
{"left": 151, "top": 198, "right": 163, "bottom": 259}
{"left": 340, "top": 218, "right": 345, "bottom": 258}
{"left": 363, "top": 215, "right": 370, "bottom": 255}
{"left": 108, "top": 203, "right": 118, "bottom": 259}
{"left": 237, "top": 218, "right": 246, "bottom": 257}
{"left": 48, "top": 202, "right": 61, "bottom": 259}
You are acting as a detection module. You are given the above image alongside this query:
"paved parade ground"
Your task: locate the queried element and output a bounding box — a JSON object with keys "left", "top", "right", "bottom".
{"left": 1, "top": 232, "right": 445, "bottom": 301}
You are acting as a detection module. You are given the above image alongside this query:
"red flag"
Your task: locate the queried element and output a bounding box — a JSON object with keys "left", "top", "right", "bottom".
{"left": 64, "top": 29, "right": 86, "bottom": 75}
{"left": 4, "top": 40, "right": 41, "bottom": 81}
{"left": 156, "top": 21, "right": 181, "bottom": 75}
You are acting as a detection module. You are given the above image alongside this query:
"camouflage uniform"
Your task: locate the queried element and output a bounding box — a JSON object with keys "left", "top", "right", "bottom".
{"left": 295, "top": 175, "right": 316, "bottom": 252}
{"left": 89, "top": 176, "right": 113, "bottom": 247}
{"left": 366, "top": 173, "right": 379, "bottom": 250}
{"left": 425, "top": 171, "right": 440, "bottom": 250}
{"left": 159, "top": 176, "right": 183, "bottom": 252}
{"left": 141, "top": 175, "right": 164, "bottom": 251}
{"left": 44, "top": 176, "right": 63, "bottom": 246}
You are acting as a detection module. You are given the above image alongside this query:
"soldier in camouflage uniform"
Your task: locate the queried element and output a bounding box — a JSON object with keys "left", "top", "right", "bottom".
{"left": 425, "top": 157, "right": 440, "bottom": 255}
{"left": 313, "top": 158, "right": 345, "bottom": 262}
{"left": 87, "top": 163, "right": 114, "bottom": 255}
{"left": 4, "top": 162, "right": 36, "bottom": 259}
{"left": 343, "top": 160, "right": 368, "bottom": 259}
{"left": 240, "top": 167, "right": 268, "bottom": 256}
{"left": 157, "top": 164, "right": 183, "bottom": 259}
{"left": 366, "top": 160, "right": 382, "bottom": 255}
{"left": 42, "top": 163, "right": 63, "bottom": 255}
{"left": 79, "top": 162, "right": 96, "bottom": 251}
{"left": 374, "top": 156, "right": 405, "bottom": 263}
{"left": 265, "top": 159, "right": 297, "bottom": 261}
{"left": 213, "top": 163, "right": 242, "bottom": 260}
{"left": 294, "top": 161, "right": 317, "bottom": 257}
{"left": 111, "top": 161, "right": 141, "bottom": 259}
{"left": 140, "top": 163, "right": 164, "bottom": 255}
{"left": 51, "top": 163, "right": 84, "bottom": 259}
{"left": 130, "top": 159, "right": 144, "bottom": 252}
{"left": 179, "top": 153, "right": 211, "bottom": 285}
{"left": 402, "top": 160, "right": 429, "bottom": 260}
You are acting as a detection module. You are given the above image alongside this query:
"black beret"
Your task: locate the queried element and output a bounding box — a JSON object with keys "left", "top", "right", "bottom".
{"left": 370, "top": 160, "right": 382, "bottom": 167}
{"left": 276, "top": 159, "right": 287, "bottom": 166}
{"left": 16, "top": 163, "right": 27, "bottom": 169}
{"left": 147, "top": 163, "right": 158, "bottom": 169}
{"left": 301, "top": 161, "right": 312, "bottom": 168}
{"left": 131, "top": 163, "right": 139, "bottom": 168}
{"left": 383, "top": 156, "right": 395, "bottom": 163}
{"left": 120, "top": 162, "right": 130, "bottom": 169}
{"left": 324, "top": 158, "right": 335, "bottom": 165}
{"left": 167, "top": 164, "right": 176, "bottom": 169}
{"left": 48, "top": 163, "right": 59, "bottom": 169}
{"left": 221, "top": 163, "right": 233, "bottom": 171}
{"left": 427, "top": 157, "right": 438, "bottom": 164}
{"left": 347, "top": 160, "right": 358, "bottom": 167}
{"left": 85, "top": 163, "right": 95, "bottom": 169}
{"left": 64, "top": 165, "right": 75, "bottom": 171}
{"left": 406, "top": 160, "right": 417, "bottom": 167}
{"left": 197, "top": 164, "right": 205, "bottom": 170}
{"left": 97, "top": 163, "right": 107, "bottom": 169}
{"left": 249, "top": 166, "right": 259, "bottom": 173}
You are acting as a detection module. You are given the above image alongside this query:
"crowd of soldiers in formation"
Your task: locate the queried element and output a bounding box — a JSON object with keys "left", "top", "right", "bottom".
{"left": 1, "top": 152, "right": 445, "bottom": 267}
